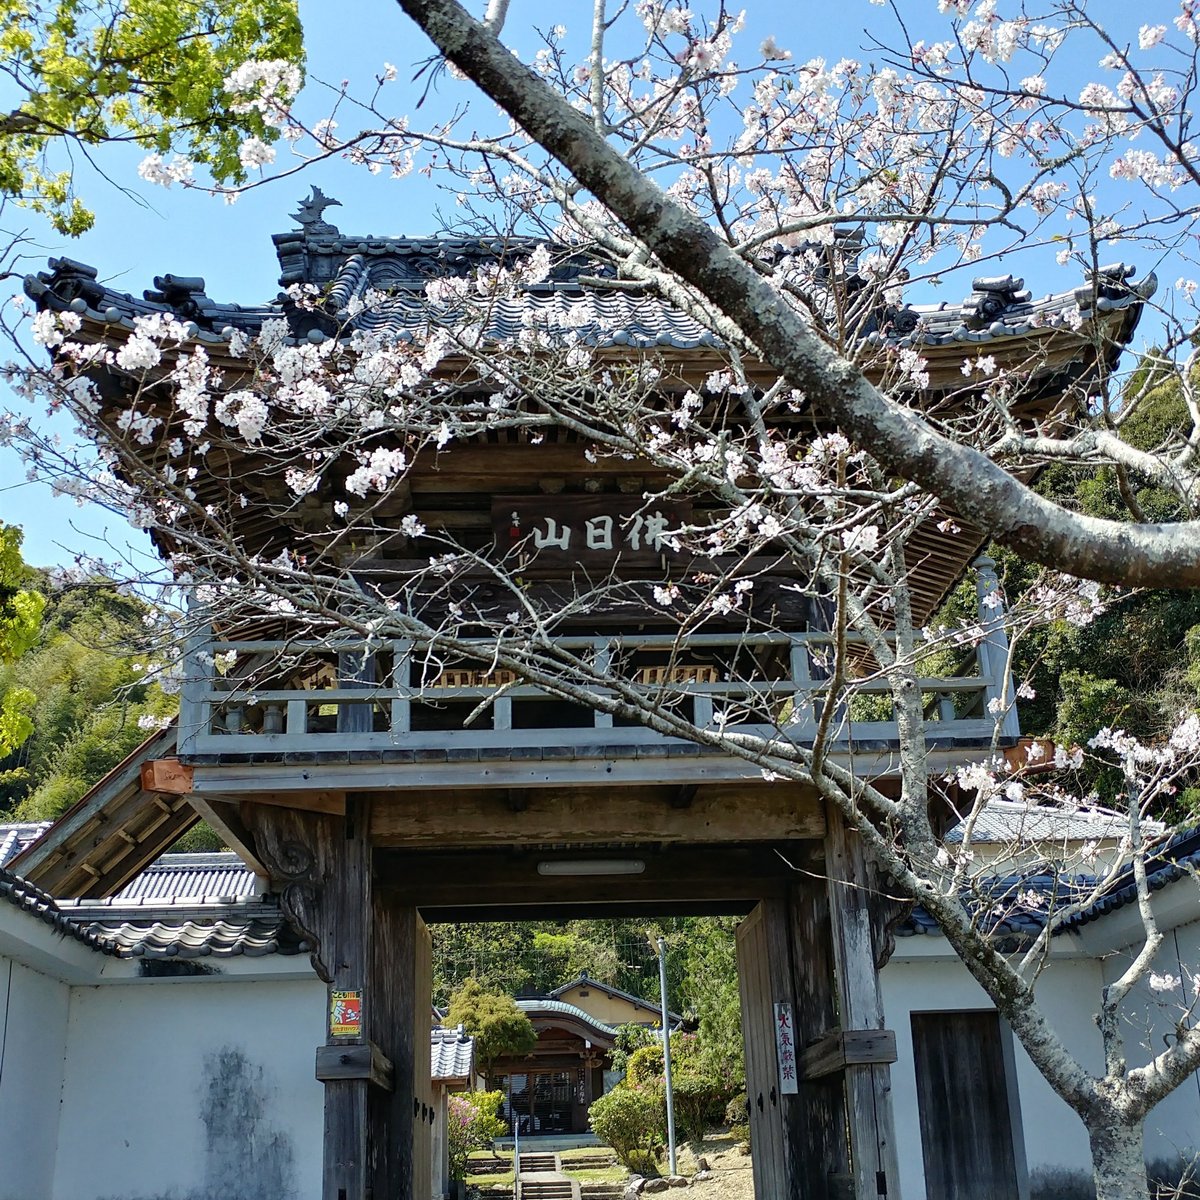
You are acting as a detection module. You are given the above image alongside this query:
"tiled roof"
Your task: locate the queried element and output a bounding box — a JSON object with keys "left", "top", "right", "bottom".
{"left": 1059, "top": 826, "right": 1200, "bottom": 931}
{"left": 431, "top": 1026, "right": 475, "bottom": 1081}
{"left": 0, "top": 822, "right": 51, "bottom": 868}
{"left": 898, "top": 827, "right": 1200, "bottom": 942}
{"left": 110, "top": 851, "right": 258, "bottom": 903}
{"left": 945, "top": 799, "right": 1165, "bottom": 845}
{"left": 2, "top": 840, "right": 301, "bottom": 961}
{"left": 69, "top": 904, "right": 305, "bottom": 959}
{"left": 549, "top": 971, "right": 679, "bottom": 1023}
{"left": 0, "top": 866, "right": 120, "bottom": 955}
{"left": 517, "top": 998, "right": 618, "bottom": 1037}
{"left": 23, "top": 199, "right": 1154, "bottom": 356}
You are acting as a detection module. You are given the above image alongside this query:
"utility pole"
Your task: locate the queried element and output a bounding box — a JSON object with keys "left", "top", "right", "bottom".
{"left": 657, "top": 935, "right": 678, "bottom": 1176}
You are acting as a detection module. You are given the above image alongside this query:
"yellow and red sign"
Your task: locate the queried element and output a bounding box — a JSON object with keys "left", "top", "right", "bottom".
{"left": 330, "top": 990, "right": 363, "bottom": 1037}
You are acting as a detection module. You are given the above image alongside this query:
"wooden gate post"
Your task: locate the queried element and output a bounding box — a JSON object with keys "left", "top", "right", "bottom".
{"left": 789, "top": 867, "right": 852, "bottom": 1199}
{"left": 247, "top": 798, "right": 413, "bottom": 1200}
{"left": 825, "top": 808, "right": 903, "bottom": 1200}
{"left": 368, "top": 896, "right": 431, "bottom": 1200}
{"left": 315, "top": 795, "right": 374, "bottom": 1200}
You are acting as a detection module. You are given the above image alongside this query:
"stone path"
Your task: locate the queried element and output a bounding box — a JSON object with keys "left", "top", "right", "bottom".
{"left": 517, "top": 1151, "right": 578, "bottom": 1200}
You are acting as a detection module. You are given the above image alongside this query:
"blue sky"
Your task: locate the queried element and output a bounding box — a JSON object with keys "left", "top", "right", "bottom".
{"left": 0, "top": 0, "right": 1184, "bottom": 567}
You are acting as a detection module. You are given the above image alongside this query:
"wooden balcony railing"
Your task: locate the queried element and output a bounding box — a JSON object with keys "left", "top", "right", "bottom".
{"left": 177, "top": 561, "right": 1019, "bottom": 759}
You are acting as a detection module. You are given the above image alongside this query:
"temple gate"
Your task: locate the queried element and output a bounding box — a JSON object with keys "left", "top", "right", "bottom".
{"left": 20, "top": 199, "right": 1152, "bottom": 1199}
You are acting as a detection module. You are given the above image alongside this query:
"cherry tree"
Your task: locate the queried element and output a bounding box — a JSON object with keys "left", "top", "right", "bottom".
{"left": 8, "top": 1, "right": 1200, "bottom": 1196}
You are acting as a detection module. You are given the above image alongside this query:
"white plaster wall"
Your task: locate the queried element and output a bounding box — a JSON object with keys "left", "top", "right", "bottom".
{"left": 1099, "top": 917, "right": 1200, "bottom": 1170}
{"left": 881, "top": 952, "right": 1104, "bottom": 1200}
{"left": 53, "top": 977, "right": 326, "bottom": 1200}
{"left": 0, "top": 955, "right": 69, "bottom": 1200}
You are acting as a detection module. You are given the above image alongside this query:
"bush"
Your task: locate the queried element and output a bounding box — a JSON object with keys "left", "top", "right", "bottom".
{"left": 624, "top": 1042, "right": 664, "bottom": 1089}
{"left": 672, "top": 1073, "right": 727, "bottom": 1144}
{"left": 724, "top": 1093, "right": 749, "bottom": 1126}
{"left": 624, "top": 1032, "right": 736, "bottom": 1144}
{"left": 448, "top": 1090, "right": 507, "bottom": 1181}
{"left": 588, "top": 1086, "right": 665, "bottom": 1168}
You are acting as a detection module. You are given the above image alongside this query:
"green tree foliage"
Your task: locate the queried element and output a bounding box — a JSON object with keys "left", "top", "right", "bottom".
{"left": 623, "top": 1031, "right": 736, "bottom": 1145}
{"left": 446, "top": 1090, "right": 506, "bottom": 1180}
{"left": 0, "top": 525, "right": 45, "bottom": 757}
{"left": 587, "top": 1085, "right": 665, "bottom": 1170}
{"left": 978, "top": 364, "right": 1200, "bottom": 811}
{"left": 676, "top": 915, "right": 743, "bottom": 1087}
{"left": 0, "top": 0, "right": 304, "bottom": 234}
{"left": 0, "top": 573, "right": 176, "bottom": 820}
{"left": 432, "top": 918, "right": 679, "bottom": 1007}
{"left": 445, "top": 979, "right": 537, "bottom": 1080}
{"left": 609, "top": 1023, "right": 659, "bottom": 1077}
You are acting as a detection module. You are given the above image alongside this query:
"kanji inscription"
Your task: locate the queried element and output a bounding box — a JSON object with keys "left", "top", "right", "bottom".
{"left": 493, "top": 496, "right": 692, "bottom": 565}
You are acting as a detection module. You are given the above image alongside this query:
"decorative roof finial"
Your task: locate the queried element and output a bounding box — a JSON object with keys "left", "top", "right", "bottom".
{"left": 291, "top": 187, "right": 342, "bottom": 235}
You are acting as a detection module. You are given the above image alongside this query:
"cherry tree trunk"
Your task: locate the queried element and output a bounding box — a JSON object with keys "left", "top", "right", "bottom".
{"left": 1089, "top": 1119, "right": 1148, "bottom": 1200}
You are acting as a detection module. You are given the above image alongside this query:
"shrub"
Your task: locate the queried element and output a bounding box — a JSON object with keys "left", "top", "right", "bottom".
{"left": 447, "top": 1090, "right": 507, "bottom": 1180}
{"left": 624, "top": 1042, "right": 665, "bottom": 1089}
{"left": 724, "top": 1093, "right": 749, "bottom": 1126}
{"left": 671, "top": 1073, "right": 727, "bottom": 1144}
{"left": 588, "top": 1086, "right": 665, "bottom": 1168}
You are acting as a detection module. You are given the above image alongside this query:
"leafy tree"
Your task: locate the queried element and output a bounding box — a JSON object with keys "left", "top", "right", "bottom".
{"left": 608, "top": 1023, "right": 658, "bottom": 1078}
{"left": 676, "top": 917, "right": 743, "bottom": 1088}
{"left": 0, "top": 574, "right": 175, "bottom": 819}
{"left": 0, "top": 0, "right": 304, "bottom": 234}
{"left": 0, "top": 525, "right": 44, "bottom": 756}
{"left": 445, "top": 979, "right": 536, "bottom": 1081}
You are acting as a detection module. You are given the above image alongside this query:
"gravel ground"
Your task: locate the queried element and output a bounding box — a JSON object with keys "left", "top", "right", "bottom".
{"left": 675, "top": 1133, "right": 755, "bottom": 1200}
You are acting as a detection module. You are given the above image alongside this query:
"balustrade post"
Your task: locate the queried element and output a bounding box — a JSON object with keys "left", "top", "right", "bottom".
{"left": 592, "top": 637, "right": 614, "bottom": 729}
{"left": 177, "top": 613, "right": 212, "bottom": 756}
{"left": 338, "top": 645, "right": 376, "bottom": 736}
{"left": 390, "top": 641, "right": 411, "bottom": 736}
{"left": 974, "top": 556, "right": 1021, "bottom": 740}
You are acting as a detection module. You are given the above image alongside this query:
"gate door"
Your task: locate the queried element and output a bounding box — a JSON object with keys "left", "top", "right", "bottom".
{"left": 911, "top": 1010, "right": 1023, "bottom": 1200}
{"left": 736, "top": 903, "right": 787, "bottom": 1198}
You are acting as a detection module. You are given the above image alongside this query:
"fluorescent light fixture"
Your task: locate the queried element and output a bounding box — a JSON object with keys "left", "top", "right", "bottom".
{"left": 537, "top": 859, "right": 646, "bottom": 876}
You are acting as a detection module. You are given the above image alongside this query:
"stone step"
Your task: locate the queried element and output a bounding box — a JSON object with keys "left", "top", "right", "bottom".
{"left": 519, "top": 1153, "right": 559, "bottom": 1172}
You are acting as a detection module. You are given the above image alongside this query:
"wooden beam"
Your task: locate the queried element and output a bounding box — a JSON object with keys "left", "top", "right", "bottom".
{"left": 799, "top": 1029, "right": 898, "bottom": 1081}
{"left": 240, "top": 790, "right": 347, "bottom": 817}
{"left": 316, "top": 1043, "right": 395, "bottom": 1092}
{"left": 185, "top": 795, "right": 269, "bottom": 878}
{"left": 788, "top": 872, "right": 850, "bottom": 1199}
{"left": 376, "top": 845, "right": 801, "bottom": 910}
{"left": 826, "top": 808, "right": 903, "bottom": 1200}
{"left": 140, "top": 757, "right": 194, "bottom": 794}
{"left": 370, "top": 783, "right": 823, "bottom": 847}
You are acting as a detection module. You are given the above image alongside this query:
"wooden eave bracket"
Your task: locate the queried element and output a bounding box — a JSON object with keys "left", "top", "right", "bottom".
{"left": 140, "top": 758, "right": 194, "bottom": 795}
{"left": 315, "top": 1042, "right": 395, "bottom": 1092}
{"left": 798, "top": 1027, "right": 898, "bottom": 1080}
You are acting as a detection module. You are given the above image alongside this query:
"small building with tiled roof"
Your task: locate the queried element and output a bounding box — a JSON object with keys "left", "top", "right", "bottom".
{"left": 548, "top": 969, "right": 679, "bottom": 1029}
{"left": 483, "top": 997, "right": 620, "bottom": 1136}
{"left": 429, "top": 1025, "right": 478, "bottom": 1200}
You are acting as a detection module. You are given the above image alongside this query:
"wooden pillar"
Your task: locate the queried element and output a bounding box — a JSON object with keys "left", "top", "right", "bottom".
{"left": 368, "top": 897, "right": 430, "bottom": 1200}
{"left": 319, "top": 796, "right": 374, "bottom": 1200}
{"left": 246, "top": 799, "right": 421, "bottom": 1200}
{"left": 789, "top": 867, "right": 851, "bottom": 1199}
{"left": 826, "top": 809, "right": 903, "bottom": 1200}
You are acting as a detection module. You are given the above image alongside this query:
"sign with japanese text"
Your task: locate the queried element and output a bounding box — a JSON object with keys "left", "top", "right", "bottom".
{"left": 492, "top": 496, "right": 692, "bottom": 565}
{"left": 774, "top": 1001, "right": 799, "bottom": 1094}
{"left": 330, "top": 990, "right": 363, "bottom": 1038}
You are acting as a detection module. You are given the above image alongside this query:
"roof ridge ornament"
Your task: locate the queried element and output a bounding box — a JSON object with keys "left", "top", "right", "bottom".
{"left": 961, "top": 274, "right": 1033, "bottom": 331}
{"left": 292, "top": 186, "right": 342, "bottom": 236}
